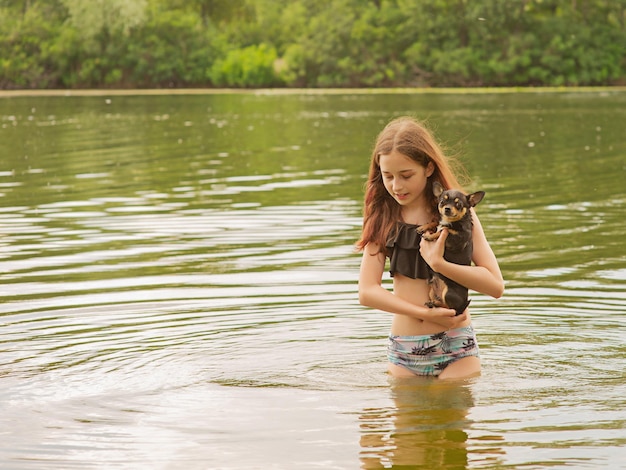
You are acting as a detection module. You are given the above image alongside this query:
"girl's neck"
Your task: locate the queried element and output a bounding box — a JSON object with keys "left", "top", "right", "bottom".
{"left": 400, "top": 206, "right": 435, "bottom": 226}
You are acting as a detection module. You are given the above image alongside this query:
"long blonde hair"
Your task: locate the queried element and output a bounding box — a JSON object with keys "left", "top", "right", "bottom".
{"left": 356, "top": 116, "right": 465, "bottom": 253}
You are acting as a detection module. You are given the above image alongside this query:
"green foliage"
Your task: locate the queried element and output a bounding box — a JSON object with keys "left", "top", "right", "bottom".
{"left": 209, "top": 43, "right": 283, "bottom": 87}
{"left": 0, "top": 4, "right": 67, "bottom": 88}
{"left": 127, "top": 8, "right": 225, "bottom": 87}
{"left": 59, "top": 0, "right": 148, "bottom": 44}
{"left": 0, "top": 0, "right": 624, "bottom": 89}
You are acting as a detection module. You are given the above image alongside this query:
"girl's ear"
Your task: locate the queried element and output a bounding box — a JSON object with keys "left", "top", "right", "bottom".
{"left": 426, "top": 161, "right": 435, "bottom": 177}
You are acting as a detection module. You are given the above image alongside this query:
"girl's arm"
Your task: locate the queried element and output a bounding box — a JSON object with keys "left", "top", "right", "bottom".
{"left": 358, "top": 243, "right": 467, "bottom": 328}
{"left": 419, "top": 211, "right": 504, "bottom": 299}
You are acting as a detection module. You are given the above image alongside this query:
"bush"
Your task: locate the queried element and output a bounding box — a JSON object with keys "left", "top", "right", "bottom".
{"left": 0, "top": 0, "right": 624, "bottom": 89}
{"left": 0, "top": 6, "right": 65, "bottom": 88}
{"left": 209, "top": 43, "right": 283, "bottom": 87}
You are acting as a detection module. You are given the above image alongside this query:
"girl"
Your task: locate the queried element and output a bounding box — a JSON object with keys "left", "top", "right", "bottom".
{"left": 357, "top": 117, "right": 504, "bottom": 380}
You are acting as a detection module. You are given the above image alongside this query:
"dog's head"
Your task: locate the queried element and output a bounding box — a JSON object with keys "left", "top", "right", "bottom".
{"left": 432, "top": 181, "right": 485, "bottom": 223}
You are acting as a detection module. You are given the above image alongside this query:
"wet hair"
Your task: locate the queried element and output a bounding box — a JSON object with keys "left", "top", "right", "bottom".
{"left": 356, "top": 116, "right": 465, "bottom": 253}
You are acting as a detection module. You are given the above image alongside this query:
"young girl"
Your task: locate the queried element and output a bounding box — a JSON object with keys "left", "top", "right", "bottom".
{"left": 357, "top": 117, "right": 504, "bottom": 380}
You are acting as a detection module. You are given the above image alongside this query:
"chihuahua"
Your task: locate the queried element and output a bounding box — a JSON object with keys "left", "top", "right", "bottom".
{"left": 418, "top": 181, "right": 485, "bottom": 316}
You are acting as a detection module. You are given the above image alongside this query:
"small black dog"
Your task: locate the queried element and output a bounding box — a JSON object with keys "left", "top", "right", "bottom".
{"left": 419, "top": 182, "right": 485, "bottom": 316}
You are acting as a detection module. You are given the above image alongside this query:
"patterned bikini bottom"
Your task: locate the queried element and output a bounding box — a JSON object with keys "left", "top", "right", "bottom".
{"left": 387, "top": 325, "right": 480, "bottom": 377}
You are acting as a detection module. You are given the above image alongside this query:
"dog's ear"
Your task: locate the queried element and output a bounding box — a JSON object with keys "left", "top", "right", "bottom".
{"left": 432, "top": 181, "right": 444, "bottom": 198}
{"left": 468, "top": 191, "right": 485, "bottom": 207}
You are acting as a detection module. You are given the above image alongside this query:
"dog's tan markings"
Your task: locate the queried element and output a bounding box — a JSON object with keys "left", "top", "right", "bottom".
{"left": 426, "top": 277, "right": 449, "bottom": 309}
{"left": 437, "top": 278, "right": 449, "bottom": 308}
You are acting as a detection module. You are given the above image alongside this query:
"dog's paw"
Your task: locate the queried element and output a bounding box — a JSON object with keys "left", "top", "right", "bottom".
{"left": 421, "top": 230, "right": 441, "bottom": 242}
{"left": 417, "top": 222, "right": 438, "bottom": 235}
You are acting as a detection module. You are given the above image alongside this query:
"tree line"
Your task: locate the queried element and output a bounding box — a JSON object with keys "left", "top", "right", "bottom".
{"left": 1, "top": 0, "right": 625, "bottom": 89}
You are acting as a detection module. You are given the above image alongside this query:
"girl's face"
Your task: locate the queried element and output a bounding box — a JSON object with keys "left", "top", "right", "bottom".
{"left": 379, "top": 150, "right": 434, "bottom": 209}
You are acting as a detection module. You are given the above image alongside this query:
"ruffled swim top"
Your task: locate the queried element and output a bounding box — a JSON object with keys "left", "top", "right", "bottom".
{"left": 385, "top": 222, "right": 431, "bottom": 280}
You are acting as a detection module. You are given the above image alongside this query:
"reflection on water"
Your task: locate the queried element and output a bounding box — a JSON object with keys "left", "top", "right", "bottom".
{"left": 0, "top": 90, "right": 625, "bottom": 469}
{"left": 360, "top": 379, "right": 479, "bottom": 469}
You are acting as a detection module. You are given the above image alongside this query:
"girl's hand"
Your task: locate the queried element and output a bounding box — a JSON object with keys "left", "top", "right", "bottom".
{"left": 420, "top": 228, "right": 448, "bottom": 271}
{"left": 426, "top": 307, "right": 468, "bottom": 329}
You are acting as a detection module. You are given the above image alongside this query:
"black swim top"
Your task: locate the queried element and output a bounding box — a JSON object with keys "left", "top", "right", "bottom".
{"left": 385, "top": 222, "right": 431, "bottom": 280}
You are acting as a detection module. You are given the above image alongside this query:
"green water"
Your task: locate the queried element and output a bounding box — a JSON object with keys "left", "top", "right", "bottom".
{"left": 0, "top": 90, "right": 625, "bottom": 469}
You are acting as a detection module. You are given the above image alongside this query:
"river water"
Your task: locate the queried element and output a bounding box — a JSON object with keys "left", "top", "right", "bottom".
{"left": 0, "top": 90, "right": 625, "bottom": 469}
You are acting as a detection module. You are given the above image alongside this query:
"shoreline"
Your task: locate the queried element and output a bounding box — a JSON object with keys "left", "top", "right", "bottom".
{"left": 1, "top": 86, "right": 625, "bottom": 98}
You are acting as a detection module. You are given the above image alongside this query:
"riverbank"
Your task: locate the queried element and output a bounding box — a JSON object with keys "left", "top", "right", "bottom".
{"left": 2, "top": 86, "right": 626, "bottom": 98}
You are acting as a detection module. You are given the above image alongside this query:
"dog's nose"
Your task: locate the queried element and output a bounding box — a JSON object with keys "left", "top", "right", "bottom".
{"left": 444, "top": 207, "right": 452, "bottom": 216}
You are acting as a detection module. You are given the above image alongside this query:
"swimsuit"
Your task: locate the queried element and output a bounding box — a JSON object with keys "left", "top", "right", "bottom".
{"left": 388, "top": 325, "right": 480, "bottom": 377}
{"left": 385, "top": 222, "right": 479, "bottom": 376}
{"left": 386, "top": 221, "right": 430, "bottom": 279}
